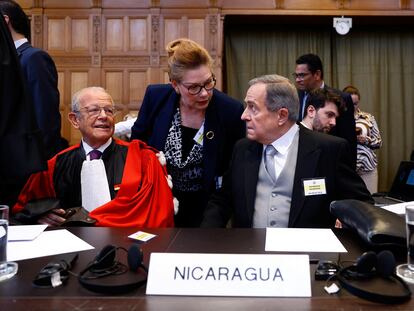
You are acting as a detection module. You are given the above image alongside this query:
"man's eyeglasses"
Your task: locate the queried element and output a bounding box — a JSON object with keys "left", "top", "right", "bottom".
{"left": 181, "top": 76, "right": 216, "bottom": 95}
{"left": 292, "top": 72, "right": 311, "bottom": 80}
{"left": 74, "top": 106, "right": 117, "bottom": 117}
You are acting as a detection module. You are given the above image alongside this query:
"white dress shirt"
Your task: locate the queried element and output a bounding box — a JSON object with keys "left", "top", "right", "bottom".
{"left": 264, "top": 124, "right": 299, "bottom": 180}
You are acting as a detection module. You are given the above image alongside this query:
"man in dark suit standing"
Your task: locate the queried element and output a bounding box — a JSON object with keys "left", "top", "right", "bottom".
{"left": 294, "top": 53, "right": 357, "bottom": 169}
{"left": 0, "top": 0, "right": 65, "bottom": 159}
{"left": 201, "top": 74, "right": 372, "bottom": 228}
{"left": 0, "top": 12, "right": 46, "bottom": 207}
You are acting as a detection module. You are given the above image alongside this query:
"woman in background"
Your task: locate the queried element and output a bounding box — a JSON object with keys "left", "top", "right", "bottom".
{"left": 131, "top": 38, "right": 245, "bottom": 227}
{"left": 343, "top": 85, "right": 382, "bottom": 193}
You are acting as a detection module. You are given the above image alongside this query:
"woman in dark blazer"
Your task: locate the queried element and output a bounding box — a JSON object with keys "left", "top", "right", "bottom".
{"left": 131, "top": 38, "right": 245, "bottom": 227}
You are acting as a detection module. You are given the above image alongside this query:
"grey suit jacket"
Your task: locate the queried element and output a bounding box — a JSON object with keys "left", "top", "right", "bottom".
{"left": 202, "top": 125, "right": 373, "bottom": 228}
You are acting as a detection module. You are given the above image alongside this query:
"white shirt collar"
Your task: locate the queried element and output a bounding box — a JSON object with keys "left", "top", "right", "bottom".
{"left": 300, "top": 121, "right": 311, "bottom": 130}
{"left": 319, "top": 81, "right": 325, "bottom": 89}
{"left": 14, "top": 38, "right": 28, "bottom": 49}
{"left": 82, "top": 138, "right": 112, "bottom": 156}
{"left": 267, "top": 124, "right": 299, "bottom": 156}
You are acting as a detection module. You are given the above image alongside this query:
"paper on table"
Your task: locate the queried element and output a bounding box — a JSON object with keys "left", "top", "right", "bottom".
{"left": 380, "top": 201, "right": 414, "bottom": 215}
{"left": 265, "top": 228, "right": 347, "bottom": 253}
{"left": 7, "top": 229, "right": 94, "bottom": 261}
{"left": 8, "top": 225, "right": 48, "bottom": 241}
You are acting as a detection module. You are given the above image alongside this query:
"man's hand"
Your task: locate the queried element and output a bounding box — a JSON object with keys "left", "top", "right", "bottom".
{"left": 38, "top": 208, "right": 67, "bottom": 227}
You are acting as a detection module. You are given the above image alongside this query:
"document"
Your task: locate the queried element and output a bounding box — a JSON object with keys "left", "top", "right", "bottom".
{"left": 380, "top": 201, "right": 413, "bottom": 215}
{"left": 7, "top": 229, "right": 94, "bottom": 261}
{"left": 265, "top": 228, "right": 347, "bottom": 253}
{"left": 8, "top": 224, "right": 48, "bottom": 241}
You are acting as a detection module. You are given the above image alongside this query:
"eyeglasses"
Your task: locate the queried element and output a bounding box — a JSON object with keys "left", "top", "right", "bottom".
{"left": 74, "top": 106, "right": 117, "bottom": 117}
{"left": 292, "top": 72, "right": 311, "bottom": 80}
{"left": 181, "top": 76, "right": 216, "bottom": 95}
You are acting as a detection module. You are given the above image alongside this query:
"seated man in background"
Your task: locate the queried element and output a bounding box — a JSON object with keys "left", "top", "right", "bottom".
{"left": 13, "top": 87, "right": 175, "bottom": 227}
{"left": 300, "top": 88, "right": 345, "bottom": 134}
{"left": 201, "top": 74, "right": 373, "bottom": 229}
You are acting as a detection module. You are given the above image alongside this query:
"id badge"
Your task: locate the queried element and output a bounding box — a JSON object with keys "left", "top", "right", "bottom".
{"left": 303, "top": 178, "right": 327, "bottom": 196}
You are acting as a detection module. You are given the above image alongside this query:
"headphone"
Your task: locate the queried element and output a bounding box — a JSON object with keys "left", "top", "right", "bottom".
{"left": 79, "top": 244, "right": 148, "bottom": 294}
{"left": 336, "top": 250, "right": 411, "bottom": 304}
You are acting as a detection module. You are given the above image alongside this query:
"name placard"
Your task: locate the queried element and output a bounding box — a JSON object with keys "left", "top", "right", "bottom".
{"left": 146, "top": 253, "right": 311, "bottom": 297}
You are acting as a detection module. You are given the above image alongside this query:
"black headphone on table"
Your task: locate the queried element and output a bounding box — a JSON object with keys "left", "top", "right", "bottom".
{"left": 79, "top": 244, "right": 148, "bottom": 294}
{"left": 336, "top": 250, "right": 411, "bottom": 304}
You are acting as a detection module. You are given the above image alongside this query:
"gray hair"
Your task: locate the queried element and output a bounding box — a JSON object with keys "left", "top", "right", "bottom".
{"left": 248, "top": 74, "right": 299, "bottom": 121}
{"left": 71, "top": 86, "right": 114, "bottom": 113}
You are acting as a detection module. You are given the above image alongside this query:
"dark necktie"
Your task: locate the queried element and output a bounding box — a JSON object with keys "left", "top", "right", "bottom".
{"left": 301, "top": 92, "right": 308, "bottom": 119}
{"left": 89, "top": 149, "right": 102, "bottom": 160}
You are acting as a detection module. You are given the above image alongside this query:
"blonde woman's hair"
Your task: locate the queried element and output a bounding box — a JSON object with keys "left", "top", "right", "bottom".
{"left": 166, "top": 38, "right": 213, "bottom": 82}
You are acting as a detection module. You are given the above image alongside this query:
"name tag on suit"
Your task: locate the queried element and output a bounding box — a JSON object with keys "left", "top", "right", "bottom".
{"left": 303, "top": 178, "right": 327, "bottom": 196}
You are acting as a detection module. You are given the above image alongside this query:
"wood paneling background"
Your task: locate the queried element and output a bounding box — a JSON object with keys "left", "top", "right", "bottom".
{"left": 16, "top": 0, "right": 414, "bottom": 145}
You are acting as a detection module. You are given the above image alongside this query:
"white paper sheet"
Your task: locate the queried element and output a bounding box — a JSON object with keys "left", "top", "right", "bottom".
{"left": 380, "top": 201, "right": 414, "bottom": 215}
{"left": 265, "top": 228, "right": 347, "bottom": 253}
{"left": 7, "top": 229, "right": 94, "bottom": 261}
{"left": 8, "top": 225, "right": 48, "bottom": 241}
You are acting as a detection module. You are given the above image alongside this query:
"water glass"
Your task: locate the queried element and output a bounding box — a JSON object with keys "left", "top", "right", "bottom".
{"left": 0, "top": 205, "right": 18, "bottom": 282}
{"left": 396, "top": 205, "right": 414, "bottom": 283}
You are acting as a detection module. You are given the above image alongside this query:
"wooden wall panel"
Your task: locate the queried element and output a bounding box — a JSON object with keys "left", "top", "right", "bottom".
{"left": 282, "top": 0, "right": 343, "bottom": 10}
{"left": 57, "top": 71, "right": 68, "bottom": 139}
{"left": 21, "top": 0, "right": 414, "bottom": 11}
{"left": 129, "top": 71, "right": 148, "bottom": 109}
{"left": 17, "top": 0, "right": 414, "bottom": 146}
{"left": 220, "top": 0, "right": 275, "bottom": 9}
{"left": 70, "top": 72, "right": 88, "bottom": 95}
{"left": 105, "top": 18, "right": 124, "bottom": 51}
{"left": 163, "top": 71, "right": 170, "bottom": 84}
{"left": 57, "top": 72, "right": 65, "bottom": 109}
{"left": 101, "top": 0, "right": 151, "bottom": 9}
{"left": 129, "top": 19, "right": 147, "bottom": 51}
{"left": 164, "top": 19, "right": 182, "bottom": 47}
{"left": 42, "top": 0, "right": 95, "bottom": 8}
{"left": 350, "top": 0, "right": 412, "bottom": 10}
{"left": 70, "top": 72, "right": 88, "bottom": 143}
{"left": 188, "top": 19, "right": 205, "bottom": 47}
{"left": 71, "top": 19, "right": 89, "bottom": 50}
{"left": 47, "top": 19, "right": 65, "bottom": 50}
{"left": 104, "top": 71, "right": 123, "bottom": 106}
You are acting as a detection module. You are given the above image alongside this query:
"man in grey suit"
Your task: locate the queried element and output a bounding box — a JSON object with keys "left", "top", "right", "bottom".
{"left": 201, "top": 74, "right": 373, "bottom": 228}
